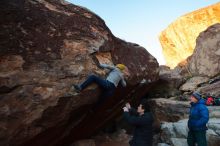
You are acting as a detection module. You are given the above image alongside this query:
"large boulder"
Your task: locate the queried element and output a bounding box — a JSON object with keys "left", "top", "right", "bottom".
{"left": 179, "top": 76, "right": 209, "bottom": 92}
{"left": 159, "top": 2, "right": 220, "bottom": 68}
{"left": 197, "top": 80, "right": 220, "bottom": 97}
{"left": 187, "top": 23, "right": 220, "bottom": 77}
{"left": 0, "top": 0, "right": 159, "bottom": 146}
{"left": 147, "top": 66, "right": 184, "bottom": 99}
{"left": 159, "top": 66, "right": 185, "bottom": 89}
{"left": 149, "top": 98, "right": 190, "bottom": 122}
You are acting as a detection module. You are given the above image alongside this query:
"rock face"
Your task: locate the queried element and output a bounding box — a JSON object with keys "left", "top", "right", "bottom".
{"left": 179, "top": 76, "right": 209, "bottom": 92}
{"left": 159, "top": 2, "right": 220, "bottom": 68}
{"left": 197, "top": 80, "right": 220, "bottom": 97}
{"left": 148, "top": 65, "right": 184, "bottom": 98}
{"left": 149, "top": 98, "right": 190, "bottom": 122}
{"left": 159, "top": 65, "right": 185, "bottom": 89}
{"left": 0, "top": 0, "right": 159, "bottom": 146}
{"left": 187, "top": 23, "right": 220, "bottom": 77}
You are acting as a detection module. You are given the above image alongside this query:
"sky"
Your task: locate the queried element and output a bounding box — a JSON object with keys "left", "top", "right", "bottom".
{"left": 66, "top": 0, "right": 219, "bottom": 65}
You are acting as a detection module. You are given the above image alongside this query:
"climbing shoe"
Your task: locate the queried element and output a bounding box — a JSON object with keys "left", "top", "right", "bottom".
{"left": 73, "top": 84, "right": 81, "bottom": 93}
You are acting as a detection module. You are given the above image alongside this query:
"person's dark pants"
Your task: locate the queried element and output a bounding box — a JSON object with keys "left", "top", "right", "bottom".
{"left": 187, "top": 130, "right": 207, "bottom": 146}
{"left": 80, "top": 75, "right": 116, "bottom": 107}
{"left": 80, "top": 74, "right": 115, "bottom": 90}
{"left": 129, "top": 140, "right": 152, "bottom": 146}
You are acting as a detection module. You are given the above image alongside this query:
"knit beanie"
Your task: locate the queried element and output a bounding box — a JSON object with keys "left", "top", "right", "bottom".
{"left": 116, "top": 64, "right": 126, "bottom": 71}
{"left": 192, "top": 92, "right": 201, "bottom": 100}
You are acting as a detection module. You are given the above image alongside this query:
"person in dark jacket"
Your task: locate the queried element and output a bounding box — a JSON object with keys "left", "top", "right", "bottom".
{"left": 187, "top": 92, "right": 209, "bottom": 146}
{"left": 123, "top": 100, "right": 154, "bottom": 146}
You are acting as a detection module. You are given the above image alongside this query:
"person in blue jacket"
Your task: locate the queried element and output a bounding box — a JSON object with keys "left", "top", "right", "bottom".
{"left": 123, "top": 99, "right": 154, "bottom": 146}
{"left": 187, "top": 92, "right": 209, "bottom": 146}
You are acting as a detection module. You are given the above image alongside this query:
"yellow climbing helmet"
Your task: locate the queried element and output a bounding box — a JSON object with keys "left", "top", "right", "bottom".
{"left": 116, "top": 64, "right": 126, "bottom": 71}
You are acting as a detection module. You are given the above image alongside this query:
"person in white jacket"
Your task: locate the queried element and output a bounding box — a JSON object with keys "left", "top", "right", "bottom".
{"left": 73, "top": 63, "right": 126, "bottom": 93}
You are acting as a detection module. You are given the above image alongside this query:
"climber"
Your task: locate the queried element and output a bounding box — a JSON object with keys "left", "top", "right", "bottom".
{"left": 187, "top": 92, "right": 209, "bottom": 146}
{"left": 73, "top": 64, "right": 126, "bottom": 105}
{"left": 123, "top": 99, "right": 154, "bottom": 146}
{"left": 73, "top": 63, "right": 127, "bottom": 105}
{"left": 73, "top": 63, "right": 127, "bottom": 92}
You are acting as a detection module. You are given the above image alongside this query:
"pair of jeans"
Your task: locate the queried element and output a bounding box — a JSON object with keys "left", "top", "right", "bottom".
{"left": 80, "top": 74, "right": 115, "bottom": 90}
{"left": 187, "top": 130, "right": 207, "bottom": 146}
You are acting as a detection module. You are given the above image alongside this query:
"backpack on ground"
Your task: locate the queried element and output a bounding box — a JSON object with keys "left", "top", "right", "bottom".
{"left": 206, "top": 96, "right": 215, "bottom": 106}
{"left": 214, "top": 97, "right": 220, "bottom": 106}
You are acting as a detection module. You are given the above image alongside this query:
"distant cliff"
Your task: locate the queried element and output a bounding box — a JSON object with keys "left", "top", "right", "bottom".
{"left": 159, "top": 2, "right": 220, "bottom": 68}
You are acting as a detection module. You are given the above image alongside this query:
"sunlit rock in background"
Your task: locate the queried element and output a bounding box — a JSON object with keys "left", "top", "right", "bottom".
{"left": 0, "top": 0, "right": 159, "bottom": 145}
{"left": 187, "top": 23, "right": 220, "bottom": 77}
{"left": 159, "top": 2, "right": 220, "bottom": 68}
